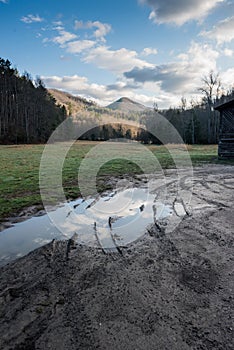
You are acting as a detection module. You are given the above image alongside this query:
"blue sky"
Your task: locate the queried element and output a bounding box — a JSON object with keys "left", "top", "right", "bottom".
{"left": 0, "top": 0, "right": 234, "bottom": 108}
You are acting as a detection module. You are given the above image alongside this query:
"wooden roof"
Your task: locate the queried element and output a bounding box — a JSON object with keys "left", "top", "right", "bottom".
{"left": 214, "top": 95, "right": 234, "bottom": 111}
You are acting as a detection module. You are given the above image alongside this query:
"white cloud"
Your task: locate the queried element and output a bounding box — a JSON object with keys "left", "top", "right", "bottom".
{"left": 42, "top": 26, "right": 78, "bottom": 46}
{"left": 221, "top": 68, "right": 234, "bottom": 89}
{"left": 42, "top": 36, "right": 221, "bottom": 107}
{"left": 91, "top": 21, "right": 111, "bottom": 40}
{"left": 43, "top": 75, "right": 91, "bottom": 93}
{"left": 141, "top": 47, "right": 158, "bottom": 56}
{"left": 53, "top": 25, "right": 64, "bottom": 31}
{"left": 225, "top": 48, "right": 234, "bottom": 58}
{"left": 74, "top": 20, "right": 83, "bottom": 29}
{"left": 201, "top": 16, "right": 234, "bottom": 44}
{"left": 106, "top": 81, "right": 140, "bottom": 91}
{"left": 42, "top": 74, "right": 157, "bottom": 106}
{"left": 40, "top": 19, "right": 152, "bottom": 75}
{"left": 43, "top": 23, "right": 109, "bottom": 59}
{"left": 53, "top": 21, "right": 63, "bottom": 26}
{"left": 140, "top": 0, "right": 224, "bottom": 25}
{"left": 224, "top": 48, "right": 233, "bottom": 56}
{"left": 34, "top": 14, "right": 229, "bottom": 109}
{"left": 21, "top": 14, "right": 44, "bottom": 24}
{"left": 60, "top": 55, "right": 72, "bottom": 61}
{"left": 83, "top": 46, "right": 154, "bottom": 73}
{"left": 42, "top": 74, "right": 121, "bottom": 104}
{"left": 48, "top": 24, "right": 153, "bottom": 73}
{"left": 124, "top": 42, "right": 219, "bottom": 94}
{"left": 52, "top": 29, "right": 77, "bottom": 45}
{"left": 66, "top": 40, "right": 96, "bottom": 53}
{"left": 74, "top": 19, "right": 111, "bottom": 41}
{"left": 0, "top": 0, "right": 8, "bottom": 3}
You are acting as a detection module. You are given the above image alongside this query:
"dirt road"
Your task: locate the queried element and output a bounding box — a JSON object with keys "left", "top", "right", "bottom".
{"left": 0, "top": 165, "right": 233, "bottom": 349}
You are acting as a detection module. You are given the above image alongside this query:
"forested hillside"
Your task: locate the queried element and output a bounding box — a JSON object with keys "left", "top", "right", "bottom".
{"left": 50, "top": 87, "right": 226, "bottom": 145}
{"left": 141, "top": 105, "right": 220, "bottom": 145}
{"left": 0, "top": 58, "right": 67, "bottom": 144}
{"left": 49, "top": 89, "right": 145, "bottom": 123}
{"left": 1, "top": 57, "right": 232, "bottom": 145}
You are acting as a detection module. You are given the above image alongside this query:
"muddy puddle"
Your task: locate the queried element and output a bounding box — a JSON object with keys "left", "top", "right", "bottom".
{"left": 0, "top": 188, "right": 173, "bottom": 265}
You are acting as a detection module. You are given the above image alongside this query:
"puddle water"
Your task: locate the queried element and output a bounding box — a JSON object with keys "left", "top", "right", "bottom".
{"left": 0, "top": 188, "right": 172, "bottom": 266}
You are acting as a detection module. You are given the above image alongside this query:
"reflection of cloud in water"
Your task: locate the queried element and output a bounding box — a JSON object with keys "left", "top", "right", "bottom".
{"left": 33, "top": 238, "right": 53, "bottom": 245}
{"left": 0, "top": 188, "right": 172, "bottom": 265}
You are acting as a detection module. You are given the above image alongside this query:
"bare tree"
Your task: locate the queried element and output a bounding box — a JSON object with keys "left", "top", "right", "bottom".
{"left": 198, "top": 70, "right": 222, "bottom": 107}
{"left": 198, "top": 71, "right": 221, "bottom": 143}
{"left": 180, "top": 96, "right": 187, "bottom": 111}
{"left": 153, "top": 101, "right": 158, "bottom": 112}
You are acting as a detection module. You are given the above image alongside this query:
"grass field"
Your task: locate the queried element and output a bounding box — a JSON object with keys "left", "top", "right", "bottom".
{"left": 0, "top": 142, "right": 233, "bottom": 219}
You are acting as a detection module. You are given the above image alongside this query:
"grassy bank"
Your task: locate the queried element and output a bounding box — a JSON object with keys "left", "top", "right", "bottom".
{"left": 0, "top": 142, "right": 232, "bottom": 219}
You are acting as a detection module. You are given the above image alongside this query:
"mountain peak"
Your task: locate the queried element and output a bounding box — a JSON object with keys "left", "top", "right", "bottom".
{"left": 116, "top": 97, "right": 134, "bottom": 103}
{"left": 107, "top": 97, "right": 149, "bottom": 112}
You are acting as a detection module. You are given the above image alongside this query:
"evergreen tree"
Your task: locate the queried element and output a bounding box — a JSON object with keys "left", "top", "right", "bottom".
{"left": 0, "top": 57, "right": 67, "bottom": 144}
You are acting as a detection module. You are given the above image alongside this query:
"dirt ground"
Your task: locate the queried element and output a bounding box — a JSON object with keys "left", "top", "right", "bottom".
{"left": 0, "top": 164, "right": 233, "bottom": 350}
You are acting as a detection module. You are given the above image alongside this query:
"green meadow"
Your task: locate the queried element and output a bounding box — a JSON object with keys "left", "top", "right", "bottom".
{"left": 0, "top": 142, "right": 232, "bottom": 219}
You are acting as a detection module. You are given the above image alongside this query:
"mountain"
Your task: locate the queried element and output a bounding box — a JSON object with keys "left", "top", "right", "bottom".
{"left": 49, "top": 89, "right": 142, "bottom": 123}
{"left": 48, "top": 89, "right": 144, "bottom": 141}
{"left": 49, "top": 90, "right": 150, "bottom": 119}
{"left": 48, "top": 89, "right": 97, "bottom": 115}
{"left": 49, "top": 90, "right": 150, "bottom": 116}
{"left": 106, "top": 97, "right": 149, "bottom": 112}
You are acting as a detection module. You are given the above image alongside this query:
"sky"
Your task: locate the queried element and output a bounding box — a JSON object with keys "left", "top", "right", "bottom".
{"left": 0, "top": 0, "right": 234, "bottom": 108}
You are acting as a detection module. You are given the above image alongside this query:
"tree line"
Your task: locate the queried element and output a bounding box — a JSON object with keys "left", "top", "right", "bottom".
{"left": 141, "top": 71, "right": 233, "bottom": 145}
{"left": 0, "top": 58, "right": 67, "bottom": 144}
{"left": 73, "top": 70, "right": 233, "bottom": 145}
{"left": 1, "top": 57, "right": 232, "bottom": 145}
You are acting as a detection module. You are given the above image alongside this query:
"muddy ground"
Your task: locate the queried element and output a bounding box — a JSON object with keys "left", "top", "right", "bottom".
{"left": 0, "top": 165, "right": 233, "bottom": 350}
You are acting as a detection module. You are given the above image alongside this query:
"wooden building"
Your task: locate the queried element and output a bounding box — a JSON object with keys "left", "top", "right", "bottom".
{"left": 214, "top": 96, "right": 234, "bottom": 158}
